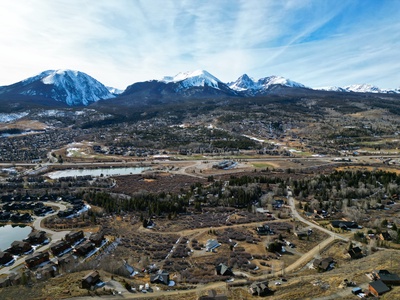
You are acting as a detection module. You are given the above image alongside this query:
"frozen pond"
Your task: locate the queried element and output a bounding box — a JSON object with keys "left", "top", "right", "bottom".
{"left": 47, "top": 166, "right": 150, "bottom": 179}
{"left": 0, "top": 225, "right": 32, "bottom": 251}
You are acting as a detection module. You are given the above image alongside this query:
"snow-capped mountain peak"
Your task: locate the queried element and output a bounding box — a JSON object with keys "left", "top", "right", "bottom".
{"left": 229, "top": 74, "right": 306, "bottom": 94}
{"left": 6, "top": 69, "right": 115, "bottom": 106}
{"left": 257, "top": 75, "right": 306, "bottom": 88}
{"left": 228, "top": 74, "right": 257, "bottom": 91}
{"left": 161, "top": 70, "right": 222, "bottom": 89}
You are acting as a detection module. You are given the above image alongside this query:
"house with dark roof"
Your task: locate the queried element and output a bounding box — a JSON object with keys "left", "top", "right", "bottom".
{"left": 249, "top": 281, "right": 272, "bottom": 297}
{"left": 216, "top": 263, "right": 234, "bottom": 276}
{"left": 65, "top": 230, "right": 85, "bottom": 246}
{"left": 313, "top": 257, "right": 335, "bottom": 272}
{"left": 372, "top": 270, "right": 400, "bottom": 285}
{"left": 50, "top": 240, "right": 71, "bottom": 257}
{"left": 379, "top": 231, "right": 392, "bottom": 241}
{"left": 57, "top": 254, "right": 77, "bottom": 272}
{"left": 25, "top": 251, "right": 50, "bottom": 269}
{"left": 256, "top": 224, "right": 274, "bottom": 235}
{"left": 369, "top": 280, "right": 390, "bottom": 297}
{"left": 7, "top": 241, "right": 33, "bottom": 255}
{"left": 331, "top": 220, "right": 359, "bottom": 230}
{"left": 150, "top": 270, "right": 170, "bottom": 285}
{"left": 0, "top": 251, "right": 14, "bottom": 266}
{"left": 89, "top": 232, "right": 105, "bottom": 247}
{"left": 114, "top": 260, "right": 137, "bottom": 278}
{"left": 24, "top": 231, "right": 48, "bottom": 245}
{"left": 36, "top": 262, "right": 58, "bottom": 280}
{"left": 348, "top": 246, "right": 363, "bottom": 259}
{"left": 74, "top": 241, "right": 95, "bottom": 257}
{"left": 81, "top": 270, "right": 101, "bottom": 289}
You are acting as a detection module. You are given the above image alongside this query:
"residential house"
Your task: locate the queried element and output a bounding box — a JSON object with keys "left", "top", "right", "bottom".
{"left": 24, "top": 231, "right": 48, "bottom": 245}
{"left": 348, "top": 246, "right": 363, "bottom": 259}
{"left": 81, "top": 270, "right": 101, "bottom": 289}
{"left": 313, "top": 257, "right": 335, "bottom": 272}
{"left": 150, "top": 270, "right": 170, "bottom": 285}
{"left": 0, "top": 251, "right": 14, "bottom": 265}
{"left": 50, "top": 240, "right": 71, "bottom": 257}
{"left": 256, "top": 224, "right": 274, "bottom": 235}
{"left": 114, "top": 260, "right": 137, "bottom": 278}
{"left": 65, "top": 230, "right": 85, "bottom": 246}
{"left": 216, "top": 263, "right": 234, "bottom": 276}
{"left": 0, "top": 211, "right": 11, "bottom": 221}
{"left": 331, "top": 220, "right": 359, "bottom": 230}
{"left": 249, "top": 281, "right": 272, "bottom": 297}
{"left": 369, "top": 280, "right": 390, "bottom": 297}
{"left": 57, "top": 254, "right": 77, "bottom": 272}
{"left": 36, "top": 262, "right": 58, "bottom": 280}
{"left": 74, "top": 241, "right": 95, "bottom": 257}
{"left": 379, "top": 231, "right": 392, "bottom": 241}
{"left": 25, "top": 251, "right": 50, "bottom": 269}
{"left": 205, "top": 239, "right": 221, "bottom": 252}
{"left": 7, "top": 241, "right": 32, "bottom": 255}
{"left": 89, "top": 232, "right": 105, "bottom": 247}
{"left": 372, "top": 270, "right": 400, "bottom": 285}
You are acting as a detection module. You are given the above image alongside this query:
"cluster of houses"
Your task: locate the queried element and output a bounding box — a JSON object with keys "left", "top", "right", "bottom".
{"left": 368, "top": 270, "right": 400, "bottom": 297}
{"left": 0, "top": 211, "right": 32, "bottom": 222}
{"left": 1, "top": 232, "right": 46, "bottom": 265}
{"left": 0, "top": 231, "right": 49, "bottom": 267}
{"left": 92, "top": 144, "right": 161, "bottom": 157}
{"left": 352, "top": 270, "right": 400, "bottom": 297}
{"left": 0, "top": 230, "right": 106, "bottom": 289}
{"left": 0, "top": 193, "right": 88, "bottom": 222}
{"left": 56, "top": 196, "right": 86, "bottom": 219}
{"left": 49, "top": 230, "right": 105, "bottom": 259}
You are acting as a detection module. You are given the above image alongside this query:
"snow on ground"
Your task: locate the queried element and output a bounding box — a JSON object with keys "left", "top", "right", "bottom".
{"left": 0, "top": 112, "right": 29, "bottom": 123}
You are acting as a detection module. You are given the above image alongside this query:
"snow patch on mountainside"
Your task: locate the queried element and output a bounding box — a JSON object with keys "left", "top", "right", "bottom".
{"left": 0, "top": 112, "right": 29, "bottom": 123}
{"left": 345, "top": 84, "right": 382, "bottom": 93}
{"left": 107, "top": 86, "right": 124, "bottom": 94}
{"left": 314, "top": 86, "right": 347, "bottom": 92}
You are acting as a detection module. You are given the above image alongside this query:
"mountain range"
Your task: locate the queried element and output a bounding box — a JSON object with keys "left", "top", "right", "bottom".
{"left": 0, "top": 69, "right": 399, "bottom": 108}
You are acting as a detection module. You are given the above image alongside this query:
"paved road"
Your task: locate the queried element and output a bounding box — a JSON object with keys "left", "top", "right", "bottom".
{"left": 0, "top": 202, "right": 70, "bottom": 275}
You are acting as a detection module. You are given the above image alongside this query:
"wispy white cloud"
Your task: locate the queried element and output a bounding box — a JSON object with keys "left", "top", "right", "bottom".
{"left": 0, "top": 0, "right": 399, "bottom": 89}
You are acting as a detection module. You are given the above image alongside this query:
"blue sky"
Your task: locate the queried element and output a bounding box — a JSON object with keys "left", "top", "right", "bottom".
{"left": 0, "top": 0, "right": 399, "bottom": 89}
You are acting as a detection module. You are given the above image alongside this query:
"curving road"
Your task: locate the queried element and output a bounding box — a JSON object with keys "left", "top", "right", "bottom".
{"left": 287, "top": 189, "right": 348, "bottom": 242}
